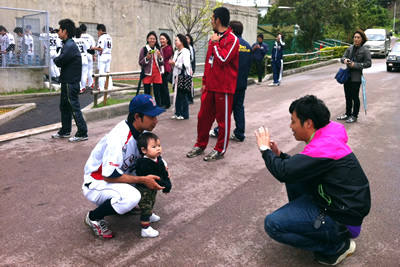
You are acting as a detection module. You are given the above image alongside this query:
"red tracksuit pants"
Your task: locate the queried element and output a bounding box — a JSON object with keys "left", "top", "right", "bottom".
{"left": 195, "top": 90, "right": 233, "bottom": 154}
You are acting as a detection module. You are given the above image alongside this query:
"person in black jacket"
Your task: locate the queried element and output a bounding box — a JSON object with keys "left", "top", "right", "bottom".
{"left": 135, "top": 132, "right": 171, "bottom": 238}
{"left": 52, "top": 19, "right": 88, "bottom": 142}
{"left": 254, "top": 95, "right": 371, "bottom": 265}
{"left": 338, "top": 29, "right": 371, "bottom": 123}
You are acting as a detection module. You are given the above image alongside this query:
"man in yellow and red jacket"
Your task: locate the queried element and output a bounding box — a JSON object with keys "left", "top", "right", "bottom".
{"left": 186, "top": 7, "right": 239, "bottom": 162}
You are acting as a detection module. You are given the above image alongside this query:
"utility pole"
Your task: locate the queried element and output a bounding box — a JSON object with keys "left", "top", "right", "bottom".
{"left": 394, "top": 1, "right": 397, "bottom": 32}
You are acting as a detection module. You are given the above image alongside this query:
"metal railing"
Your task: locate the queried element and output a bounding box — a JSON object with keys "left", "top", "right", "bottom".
{"left": 266, "top": 49, "right": 334, "bottom": 70}
{"left": 91, "top": 51, "right": 333, "bottom": 107}
{"left": 91, "top": 67, "right": 206, "bottom": 107}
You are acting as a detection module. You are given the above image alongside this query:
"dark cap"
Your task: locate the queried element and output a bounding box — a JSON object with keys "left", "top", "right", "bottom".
{"left": 129, "top": 94, "right": 165, "bottom": 116}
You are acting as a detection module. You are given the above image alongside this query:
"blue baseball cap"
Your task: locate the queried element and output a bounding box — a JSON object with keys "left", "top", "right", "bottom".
{"left": 129, "top": 94, "right": 165, "bottom": 116}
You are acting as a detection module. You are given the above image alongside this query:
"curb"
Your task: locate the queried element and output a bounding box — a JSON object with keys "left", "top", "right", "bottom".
{"left": 0, "top": 103, "right": 36, "bottom": 126}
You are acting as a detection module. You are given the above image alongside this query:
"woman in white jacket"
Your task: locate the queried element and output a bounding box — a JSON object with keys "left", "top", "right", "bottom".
{"left": 169, "top": 34, "right": 192, "bottom": 120}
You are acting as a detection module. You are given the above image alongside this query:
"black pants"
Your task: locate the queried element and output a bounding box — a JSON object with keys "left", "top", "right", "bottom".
{"left": 144, "top": 83, "right": 161, "bottom": 106}
{"left": 59, "top": 82, "right": 87, "bottom": 136}
{"left": 160, "top": 72, "right": 171, "bottom": 108}
{"left": 255, "top": 60, "right": 264, "bottom": 82}
{"left": 343, "top": 81, "right": 361, "bottom": 118}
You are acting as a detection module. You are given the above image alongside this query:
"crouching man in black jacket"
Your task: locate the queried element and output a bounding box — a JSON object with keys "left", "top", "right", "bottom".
{"left": 254, "top": 95, "right": 371, "bottom": 265}
{"left": 52, "top": 18, "right": 88, "bottom": 142}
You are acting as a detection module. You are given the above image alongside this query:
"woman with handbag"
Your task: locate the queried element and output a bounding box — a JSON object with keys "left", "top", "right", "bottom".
{"left": 160, "top": 33, "right": 173, "bottom": 109}
{"left": 138, "top": 31, "right": 164, "bottom": 106}
{"left": 169, "top": 34, "right": 191, "bottom": 120}
{"left": 338, "top": 29, "right": 371, "bottom": 123}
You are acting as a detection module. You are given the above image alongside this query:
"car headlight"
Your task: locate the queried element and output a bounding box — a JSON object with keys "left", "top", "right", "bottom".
{"left": 387, "top": 55, "right": 397, "bottom": 60}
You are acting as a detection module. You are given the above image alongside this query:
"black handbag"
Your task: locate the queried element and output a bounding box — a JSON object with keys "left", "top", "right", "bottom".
{"left": 177, "top": 65, "right": 192, "bottom": 93}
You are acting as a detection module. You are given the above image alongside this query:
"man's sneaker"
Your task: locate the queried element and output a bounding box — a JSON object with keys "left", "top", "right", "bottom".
{"left": 149, "top": 213, "right": 160, "bottom": 223}
{"left": 85, "top": 212, "right": 114, "bottom": 238}
{"left": 337, "top": 114, "right": 348, "bottom": 120}
{"left": 171, "top": 115, "right": 177, "bottom": 120}
{"left": 209, "top": 129, "right": 217, "bottom": 138}
{"left": 229, "top": 134, "right": 243, "bottom": 142}
{"left": 69, "top": 135, "right": 88, "bottom": 142}
{"left": 176, "top": 116, "right": 185, "bottom": 120}
{"left": 315, "top": 239, "right": 356, "bottom": 265}
{"left": 268, "top": 83, "right": 279, "bottom": 87}
{"left": 186, "top": 147, "right": 204, "bottom": 158}
{"left": 204, "top": 149, "right": 224, "bottom": 162}
{"left": 51, "top": 132, "right": 71, "bottom": 139}
{"left": 141, "top": 226, "right": 159, "bottom": 238}
{"left": 79, "top": 88, "right": 85, "bottom": 94}
{"left": 257, "top": 82, "right": 262, "bottom": 85}
{"left": 346, "top": 116, "right": 357, "bottom": 123}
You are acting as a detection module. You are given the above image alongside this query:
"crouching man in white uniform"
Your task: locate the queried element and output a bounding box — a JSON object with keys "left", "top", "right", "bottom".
{"left": 82, "top": 94, "right": 166, "bottom": 238}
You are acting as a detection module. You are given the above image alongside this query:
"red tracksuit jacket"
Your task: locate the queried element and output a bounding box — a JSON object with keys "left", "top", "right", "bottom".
{"left": 202, "top": 28, "right": 239, "bottom": 94}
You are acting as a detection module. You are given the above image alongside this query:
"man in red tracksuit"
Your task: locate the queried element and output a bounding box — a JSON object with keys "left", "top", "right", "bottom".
{"left": 186, "top": 7, "right": 239, "bottom": 162}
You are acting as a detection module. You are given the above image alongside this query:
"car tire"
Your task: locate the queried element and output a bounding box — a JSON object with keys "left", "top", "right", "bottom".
{"left": 387, "top": 66, "right": 392, "bottom": 72}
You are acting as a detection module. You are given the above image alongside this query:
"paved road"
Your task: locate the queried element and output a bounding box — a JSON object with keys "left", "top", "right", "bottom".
{"left": 0, "top": 89, "right": 96, "bottom": 135}
{"left": 1, "top": 58, "right": 399, "bottom": 266}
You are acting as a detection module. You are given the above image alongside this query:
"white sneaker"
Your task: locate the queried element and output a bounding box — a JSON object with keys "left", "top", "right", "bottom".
{"left": 51, "top": 132, "right": 71, "bottom": 139}
{"left": 209, "top": 129, "right": 217, "bottom": 138}
{"left": 149, "top": 213, "right": 160, "bottom": 223}
{"left": 171, "top": 115, "right": 177, "bottom": 120}
{"left": 141, "top": 226, "right": 159, "bottom": 238}
{"left": 176, "top": 116, "right": 184, "bottom": 120}
{"left": 69, "top": 136, "right": 88, "bottom": 142}
{"left": 268, "top": 82, "right": 280, "bottom": 87}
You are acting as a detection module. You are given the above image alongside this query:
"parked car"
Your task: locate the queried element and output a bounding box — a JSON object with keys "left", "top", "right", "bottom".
{"left": 386, "top": 42, "right": 400, "bottom": 72}
{"left": 364, "top": 29, "right": 391, "bottom": 57}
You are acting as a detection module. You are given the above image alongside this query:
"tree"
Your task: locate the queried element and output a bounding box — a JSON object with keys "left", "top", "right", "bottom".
{"left": 168, "top": 0, "right": 222, "bottom": 47}
{"left": 264, "top": 0, "right": 391, "bottom": 51}
{"left": 355, "top": 0, "right": 391, "bottom": 29}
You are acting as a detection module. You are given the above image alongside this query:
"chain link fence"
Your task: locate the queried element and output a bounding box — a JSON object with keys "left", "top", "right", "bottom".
{"left": 0, "top": 6, "right": 49, "bottom": 68}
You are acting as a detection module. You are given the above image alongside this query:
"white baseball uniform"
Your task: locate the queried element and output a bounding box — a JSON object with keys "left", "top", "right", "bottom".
{"left": 97, "top": 33, "right": 112, "bottom": 90}
{"left": 81, "top": 33, "right": 96, "bottom": 87}
{"left": 82, "top": 120, "right": 142, "bottom": 215}
{"left": 1, "top": 33, "right": 15, "bottom": 67}
{"left": 40, "top": 32, "right": 62, "bottom": 77}
{"left": 73, "top": 37, "right": 90, "bottom": 89}
{"left": 24, "top": 34, "right": 34, "bottom": 64}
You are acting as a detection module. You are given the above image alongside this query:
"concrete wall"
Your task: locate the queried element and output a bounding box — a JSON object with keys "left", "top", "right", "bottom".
{"left": 1, "top": 0, "right": 258, "bottom": 74}
{"left": 0, "top": 68, "right": 44, "bottom": 93}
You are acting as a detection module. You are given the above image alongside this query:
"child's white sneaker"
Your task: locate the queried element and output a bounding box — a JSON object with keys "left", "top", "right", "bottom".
{"left": 149, "top": 213, "right": 160, "bottom": 223}
{"left": 141, "top": 226, "right": 159, "bottom": 238}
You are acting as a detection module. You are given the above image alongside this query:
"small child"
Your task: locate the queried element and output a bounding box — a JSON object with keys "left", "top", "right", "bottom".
{"left": 135, "top": 132, "right": 172, "bottom": 238}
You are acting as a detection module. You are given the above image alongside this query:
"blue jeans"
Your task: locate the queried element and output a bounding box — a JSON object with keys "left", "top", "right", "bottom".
{"left": 264, "top": 182, "right": 350, "bottom": 255}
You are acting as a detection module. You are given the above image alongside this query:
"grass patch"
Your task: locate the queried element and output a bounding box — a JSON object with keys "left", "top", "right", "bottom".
{"left": 0, "top": 107, "right": 16, "bottom": 115}
{"left": 93, "top": 97, "right": 131, "bottom": 108}
{"left": 0, "top": 88, "right": 52, "bottom": 95}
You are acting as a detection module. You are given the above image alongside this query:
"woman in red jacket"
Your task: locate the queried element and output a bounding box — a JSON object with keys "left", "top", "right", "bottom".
{"left": 159, "top": 33, "right": 173, "bottom": 109}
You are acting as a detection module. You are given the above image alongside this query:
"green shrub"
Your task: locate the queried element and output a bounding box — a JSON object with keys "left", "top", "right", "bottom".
{"left": 320, "top": 46, "right": 348, "bottom": 58}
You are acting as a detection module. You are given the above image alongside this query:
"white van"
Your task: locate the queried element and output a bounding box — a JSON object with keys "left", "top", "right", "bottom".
{"left": 364, "top": 29, "right": 391, "bottom": 57}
